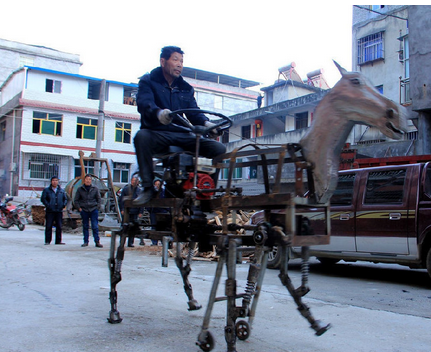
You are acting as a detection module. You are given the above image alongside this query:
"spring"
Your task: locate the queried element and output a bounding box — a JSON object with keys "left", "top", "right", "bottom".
{"left": 301, "top": 257, "right": 309, "bottom": 287}
{"left": 186, "top": 244, "right": 196, "bottom": 264}
{"left": 243, "top": 280, "right": 255, "bottom": 306}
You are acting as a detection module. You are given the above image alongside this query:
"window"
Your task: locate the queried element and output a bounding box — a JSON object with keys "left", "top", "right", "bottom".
{"left": 295, "top": 112, "right": 308, "bottom": 129}
{"left": 220, "top": 159, "right": 242, "bottom": 180}
{"left": 115, "top": 122, "right": 131, "bottom": 144}
{"left": 74, "top": 159, "right": 95, "bottom": 178}
{"left": 123, "top": 87, "right": 137, "bottom": 105}
{"left": 88, "top": 80, "right": 109, "bottom": 100}
{"left": 113, "top": 162, "right": 130, "bottom": 183}
{"left": 331, "top": 173, "right": 356, "bottom": 205}
{"left": 32, "top": 111, "right": 62, "bottom": 136}
{"left": 375, "top": 85, "right": 383, "bottom": 94}
{"left": 76, "top": 117, "right": 98, "bottom": 140}
{"left": 45, "top": 79, "right": 62, "bottom": 93}
{"left": 221, "top": 130, "right": 229, "bottom": 144}
{"left": 364, "top": 169, "right": 406, "bottom": 204}
{"left": 400, "top": 36, "right": 410, "bottom": 104}
{"left": 241, "top": 125, "right": 251, "bottom": 139}
{"left": 0, "top": 121, "right": 6, "bottom": 142}
{"left": 28, "top": 154, "right": 60, "bottom": 180}
{"left": 358, "top": 32, "right": 384, "bottom": 65}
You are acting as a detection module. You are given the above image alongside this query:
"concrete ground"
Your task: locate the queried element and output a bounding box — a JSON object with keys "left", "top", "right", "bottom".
{"left": 1, "top": 224, "right": 430, "bottom": 352}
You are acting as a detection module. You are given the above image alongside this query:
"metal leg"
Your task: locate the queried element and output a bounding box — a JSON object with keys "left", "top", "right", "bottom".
{"left": 107, "top": 226, "right": 127, "bottom": 324}
{"left": 247, "top": 248, "right": 269, "bottom": 328}
{"left": 174, "top": 241, "right": 202, "bottom": 311}
{"left": 225, "top": 237, "right": 238, "bottom": 352}
{"left": 196, "top": 250, "right": 226, "bottom": 352}
{"left": 278, "top": 245, "right": 331, "bottom": 336}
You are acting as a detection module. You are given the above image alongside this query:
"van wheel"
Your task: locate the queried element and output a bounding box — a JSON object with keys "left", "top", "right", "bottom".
{"left": 426, "top": 248, "right": 431, "bottom": 279}
{"left": 267, "top": 245, "right": 290, "bottom": 269}
{"left": 267, "top": 246, "right": 281, "bottom": 269}
{"left": 317, "top": 257, "right": 340, "bottom": 266}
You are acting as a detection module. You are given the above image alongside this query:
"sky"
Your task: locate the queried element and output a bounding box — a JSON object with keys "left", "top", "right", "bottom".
{"left": 1, "top": 1, "right": 358, "bottom": 89}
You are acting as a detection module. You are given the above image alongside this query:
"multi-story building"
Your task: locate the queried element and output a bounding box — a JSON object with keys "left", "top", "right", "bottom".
{"left": 220, "top": 5, "right": 431, "bottom": 191}
{"left": 0, "top": 39, "right": 260, "bottom": 197}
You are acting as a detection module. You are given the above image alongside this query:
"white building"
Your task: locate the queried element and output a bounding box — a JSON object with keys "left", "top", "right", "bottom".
{"left": 0, "top": 66, "right": 140, "bottom": 197}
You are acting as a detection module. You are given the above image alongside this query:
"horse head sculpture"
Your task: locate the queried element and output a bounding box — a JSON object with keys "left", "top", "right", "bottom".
{"left": 300, "top": 61, "right": 408, "bottom": 204}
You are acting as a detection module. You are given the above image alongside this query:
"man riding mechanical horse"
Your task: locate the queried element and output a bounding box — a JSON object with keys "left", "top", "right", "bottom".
{"left": 133, "top": 46, "right": 226, "bottom": 205}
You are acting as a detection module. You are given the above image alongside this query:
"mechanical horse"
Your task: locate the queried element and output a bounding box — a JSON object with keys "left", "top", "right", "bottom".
{"left": 107, "top": 61, "right": 407, "bottom": 352}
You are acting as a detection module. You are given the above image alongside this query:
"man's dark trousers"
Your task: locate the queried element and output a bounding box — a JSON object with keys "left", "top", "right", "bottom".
{"left": 45, "top": 211, "right": 63, "bottom": 244}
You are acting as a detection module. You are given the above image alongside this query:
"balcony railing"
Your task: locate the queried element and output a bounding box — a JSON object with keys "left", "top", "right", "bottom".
{"left": 123, "top": 97, "right": 136, "bottom": 106}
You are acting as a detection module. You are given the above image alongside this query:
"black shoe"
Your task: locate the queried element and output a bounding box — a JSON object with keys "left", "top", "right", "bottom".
{"left": 44, "top": 243, "right": 50, "bottom": 245}
{"left": 55, "top": 242, "right": 66, "bottom": 245}
{"left": 81, "top": 243, "right": 88, "bottom": 247}
{"left": 95, "top": 242, "right": 103, "bottom": 248}
{"left": 133, "top": 187, "right": 154, "bottom": 206}
{"left": 127, "top": 244, "right": 135, "bottom": 248}
{"left": 139, "top": 241, "right": 145, "bottom": 246}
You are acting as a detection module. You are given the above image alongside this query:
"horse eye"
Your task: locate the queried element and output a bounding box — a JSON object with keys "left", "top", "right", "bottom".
{"left": 350, "top": 78, "right": 361, "bottom": 85}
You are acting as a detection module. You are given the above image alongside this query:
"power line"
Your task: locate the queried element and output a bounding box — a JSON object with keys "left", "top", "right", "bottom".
{"left": 353, "top": 5, "right": 408, "bottom": 21}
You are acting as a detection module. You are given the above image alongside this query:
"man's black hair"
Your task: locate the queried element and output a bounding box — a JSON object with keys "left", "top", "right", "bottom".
{"left": 160, "top": 46, "right": 184, "bottom": 60}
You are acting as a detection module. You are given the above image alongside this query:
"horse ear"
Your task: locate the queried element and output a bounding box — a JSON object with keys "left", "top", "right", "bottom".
{"left": 333, "top": 60, "right": 348, "bottom": 76}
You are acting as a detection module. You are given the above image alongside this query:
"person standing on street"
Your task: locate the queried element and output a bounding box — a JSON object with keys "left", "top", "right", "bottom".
{"left": 119, "top": 175, "right": 144, "bottom": 247}
{"left": 74, "top": 174, "right": 103, "bottom": 248}
{"left": 41, "top": 176, "right": 67, "bottom": 245}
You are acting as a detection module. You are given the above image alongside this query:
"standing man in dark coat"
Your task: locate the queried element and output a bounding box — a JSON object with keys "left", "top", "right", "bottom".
{"left": 119, "top": 175, "right": 143, "bottom": 247}
{"left": 41, "top": 175, "right": 67, "bottom": 245}
{"left": 74, "top": 174, "right": 103, "bottom": 248}
{"left": 133, "top": 45, "right": 226, "bottom": 205}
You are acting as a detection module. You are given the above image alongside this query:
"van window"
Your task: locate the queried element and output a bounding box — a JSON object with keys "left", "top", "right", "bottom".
{"left": 331, "top": 173, "right": 356, "bottom": 205}
{"left": 364, "top": 169, "right": 406, "bottom": 204}
{"left": 424, "top": 167, "right": 431, "bottom": 198}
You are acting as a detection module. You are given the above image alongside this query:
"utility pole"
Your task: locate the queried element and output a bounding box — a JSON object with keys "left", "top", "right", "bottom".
{"left": 95, "top": 79, "right": 106, "bottom": 176}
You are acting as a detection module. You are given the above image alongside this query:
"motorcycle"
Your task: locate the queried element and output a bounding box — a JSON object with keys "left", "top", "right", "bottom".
{"left": 0, "top": 196, "right": 28, "bottom": 231}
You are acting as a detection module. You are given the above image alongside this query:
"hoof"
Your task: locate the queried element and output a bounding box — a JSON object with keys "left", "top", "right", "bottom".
{"left": 107, "top": 310, "right": 123, "bottom": 324}
{"left": 187, "top": 299, "right": 202, "bottom": 311}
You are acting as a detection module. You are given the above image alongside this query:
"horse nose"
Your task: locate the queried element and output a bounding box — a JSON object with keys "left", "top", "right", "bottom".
{"left": 386, "top": 109, "right": 395, "bottom": 119}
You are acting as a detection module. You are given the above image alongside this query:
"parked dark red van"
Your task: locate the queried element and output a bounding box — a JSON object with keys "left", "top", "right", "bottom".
{"left": 250, "top": 162, "right": 431, "bottom": 279}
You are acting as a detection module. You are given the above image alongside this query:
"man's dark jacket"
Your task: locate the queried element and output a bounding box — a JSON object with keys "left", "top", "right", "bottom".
{"left": 41, "top": 185, "right": 67, "bottom": 213}
{"left": 119, "top": 184, "right": 143, "bottom": 215}
{"left": 74, "top": 184, "right": 101, "bottom": 213}
{"left": 136, "top": 67, "right": 208, "bottom": 132}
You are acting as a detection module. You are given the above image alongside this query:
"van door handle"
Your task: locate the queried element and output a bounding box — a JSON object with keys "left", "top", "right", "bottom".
{"left": 339, "top": 214, "right": 350, "bottom": 220}
{"left": 389, "top": 213, "right": 401, "bottom": 220}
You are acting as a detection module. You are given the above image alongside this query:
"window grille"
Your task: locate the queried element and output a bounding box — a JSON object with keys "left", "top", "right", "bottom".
{"left": 24, "top": 153, "right": 61, "bottom": 180}
{"left": 357, "top": 32, "right": 384, "bottom": 65}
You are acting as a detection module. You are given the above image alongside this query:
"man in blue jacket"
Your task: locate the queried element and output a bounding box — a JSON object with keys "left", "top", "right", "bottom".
{"left": 41, "top": 175, "right": 67, "bottom": 245}
{"left": 133, "top": 46, "right": 226, "bottom": 205}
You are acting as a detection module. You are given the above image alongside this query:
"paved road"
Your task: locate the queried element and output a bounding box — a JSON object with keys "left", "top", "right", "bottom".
{"left": 1, "top": 224, "right": 430, "bottom": 352}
